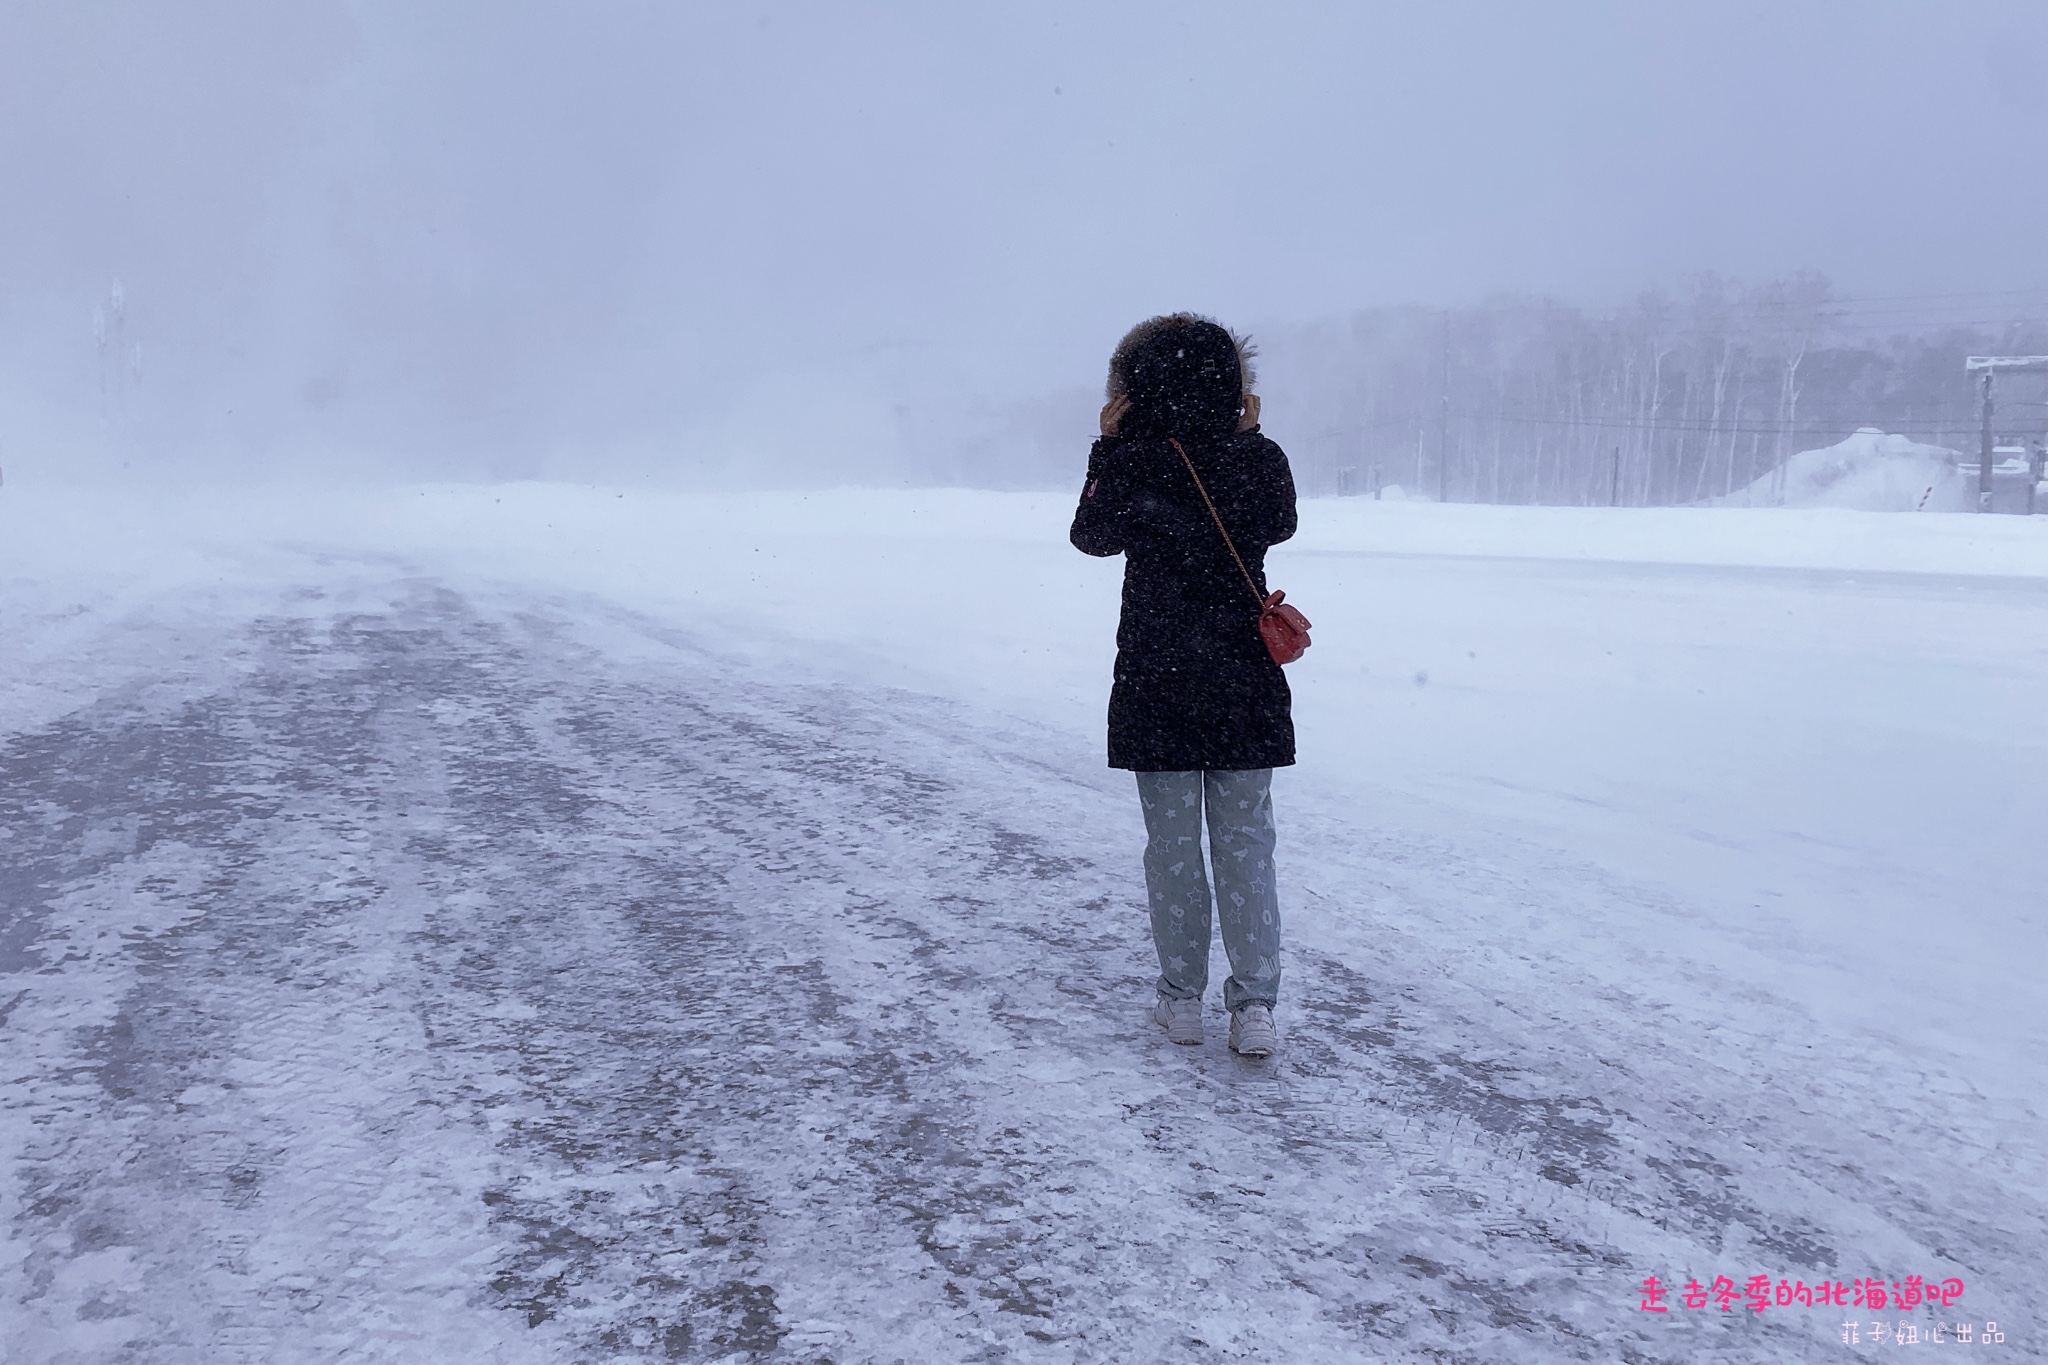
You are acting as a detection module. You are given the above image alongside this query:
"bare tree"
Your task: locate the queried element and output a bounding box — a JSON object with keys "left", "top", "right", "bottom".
{"left": 1249, "top": 270, "right": 2040, "bottom": 508}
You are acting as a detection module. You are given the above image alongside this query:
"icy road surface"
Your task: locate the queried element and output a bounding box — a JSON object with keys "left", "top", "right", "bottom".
{"left": 2, "top": 487, "right": 2043, "bottom": 1363}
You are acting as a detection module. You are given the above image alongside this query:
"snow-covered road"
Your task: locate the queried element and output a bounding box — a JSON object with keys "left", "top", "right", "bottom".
{"left": 2, "top": 487, "right": 2041, "bottom": 1363}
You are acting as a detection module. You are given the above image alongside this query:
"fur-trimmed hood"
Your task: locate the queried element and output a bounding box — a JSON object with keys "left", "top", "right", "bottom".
{"left": 1105, "top": 313, "right": 1258, "bottom": 441}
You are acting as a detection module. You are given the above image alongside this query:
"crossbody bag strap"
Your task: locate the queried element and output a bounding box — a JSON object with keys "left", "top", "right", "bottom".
{"left": 1169, "top": 437, "right": 1266, "bottom": 610}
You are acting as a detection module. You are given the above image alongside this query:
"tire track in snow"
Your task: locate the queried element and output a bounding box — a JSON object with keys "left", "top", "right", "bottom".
{"left": 1, "top": 589, "right": 556, "bottom": 1364}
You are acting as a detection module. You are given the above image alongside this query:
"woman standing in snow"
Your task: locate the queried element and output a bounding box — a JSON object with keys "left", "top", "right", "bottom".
{"left": 1070, "top": 314, "right": 1297, "bottom": 1058}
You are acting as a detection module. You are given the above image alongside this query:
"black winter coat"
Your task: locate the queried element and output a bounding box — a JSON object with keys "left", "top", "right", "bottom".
{"left": 1070, "top": 427, "right": 1298, "bottom": 771}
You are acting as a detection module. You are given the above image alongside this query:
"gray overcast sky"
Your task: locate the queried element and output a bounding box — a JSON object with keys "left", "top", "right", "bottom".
{"left": 3, "top": 1, "right": 2043, "bottom": 480}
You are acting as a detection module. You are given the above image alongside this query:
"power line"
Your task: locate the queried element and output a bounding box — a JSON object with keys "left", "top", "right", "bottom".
{"left": 1820, "top": 288, "right": 2048, "bottom": 304}
{"left": 1484, "top": 298, "right": 2048, "bottom": 328}
{"left": 1342, "top": 405, "right": 2045, "bottom": 437}
{"left": 1814, "top": 308, "right": 2048, "bottom": 321}
{"left": 1443, "top": 409, "right": 2044, "bottom": 436}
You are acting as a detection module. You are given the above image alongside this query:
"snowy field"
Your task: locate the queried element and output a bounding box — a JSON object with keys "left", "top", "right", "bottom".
{"left": 1, "top": 482, "right": 2043, "bottom": 1364}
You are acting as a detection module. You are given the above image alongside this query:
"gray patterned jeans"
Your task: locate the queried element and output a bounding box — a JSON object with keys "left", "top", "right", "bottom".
{"left": 1134, "top": 768, "right": 1282, "bottom": 1012}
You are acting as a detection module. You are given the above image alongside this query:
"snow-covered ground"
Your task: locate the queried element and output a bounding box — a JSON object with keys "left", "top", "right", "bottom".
{"left": 2, "top": 482, "right": 2043, "bottom": 1363}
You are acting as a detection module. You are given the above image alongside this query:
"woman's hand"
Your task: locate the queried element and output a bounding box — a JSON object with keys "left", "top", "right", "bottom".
{"left": 1237, "top": 393, "right": 1261, "bottom": 432}
{"left": 1100, "top": 395, "right": 1131, "bottom": 437}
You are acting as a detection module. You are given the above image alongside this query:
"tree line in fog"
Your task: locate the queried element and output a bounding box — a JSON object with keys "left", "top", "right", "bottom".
{"left": 1258, "top": 272, "right": 2048, "bottom": 503}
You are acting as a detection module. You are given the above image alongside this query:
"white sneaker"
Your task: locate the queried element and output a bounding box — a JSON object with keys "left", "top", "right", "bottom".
{"left": 1152, "top": 993, "right": 1203, "bottom": 1046}
{"left": 1229, "top": 1003, "right": 1278, "bottom": 1057}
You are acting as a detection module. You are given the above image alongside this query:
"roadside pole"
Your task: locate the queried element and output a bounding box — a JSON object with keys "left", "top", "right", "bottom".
{"left": 1978, "top": 369, "right": 1994, "bottom": 513}
{"left": 1438, "top": 311, "right": 1450, "bottom": 505}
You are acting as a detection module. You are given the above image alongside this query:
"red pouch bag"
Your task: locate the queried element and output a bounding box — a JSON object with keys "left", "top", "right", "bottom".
{"left": 1257, "top": 589, "right": 1312, "bottom": 665}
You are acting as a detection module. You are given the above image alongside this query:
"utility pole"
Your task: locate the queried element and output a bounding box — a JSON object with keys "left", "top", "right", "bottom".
{"left": 1978, "top": 368, "right": 1995, "bottom": 513}
{"left": 1609, "top": 446, "right": 1621, "bottom": 507}
{"left": 1438, "top": 310, "right": 1450, "bottom": 504}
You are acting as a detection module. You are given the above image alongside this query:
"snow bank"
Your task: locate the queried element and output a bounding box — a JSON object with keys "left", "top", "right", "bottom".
{"left": 1292, "top": 492, "right": 2048, "bottom": 577}
{"left": 1713, "top": 427, "right": 1967, "bottom": 511}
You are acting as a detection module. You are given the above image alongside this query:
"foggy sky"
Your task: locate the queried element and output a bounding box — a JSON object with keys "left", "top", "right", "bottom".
{"left": 4, "top": 1, "right": 2043, "bottom": 483}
